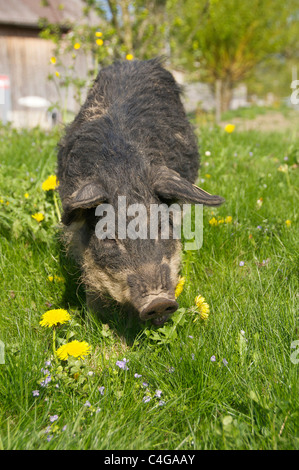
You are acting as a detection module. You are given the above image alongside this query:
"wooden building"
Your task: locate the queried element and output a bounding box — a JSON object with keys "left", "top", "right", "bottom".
{"left": 0, "top": 0, "right": 96, "bottom": 128}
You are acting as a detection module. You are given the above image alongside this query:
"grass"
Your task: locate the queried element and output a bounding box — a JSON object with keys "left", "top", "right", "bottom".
{"left": 0, "top": 123, "right": 298, "bottom": 450}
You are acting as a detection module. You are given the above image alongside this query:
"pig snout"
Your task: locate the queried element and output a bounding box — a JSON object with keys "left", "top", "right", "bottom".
{"left": 140, "top": 297, "right": 178, "bottom": 326}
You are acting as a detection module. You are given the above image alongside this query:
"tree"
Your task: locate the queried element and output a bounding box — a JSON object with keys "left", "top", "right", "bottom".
{"left": 168, "top": 0, "right": 299, "bottom": 113}
{"left": 84, "top": 0, "right": 169, "bottom": 59}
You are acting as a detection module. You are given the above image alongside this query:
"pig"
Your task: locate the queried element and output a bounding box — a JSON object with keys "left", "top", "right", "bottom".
{"left": 57, "top": 58, "right": 224, "bottom": 326}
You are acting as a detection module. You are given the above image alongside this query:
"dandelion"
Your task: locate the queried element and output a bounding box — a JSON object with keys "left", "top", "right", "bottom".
{"left": 278, "top": 164, "right": 288, "bottom": 173}
{"left": 55, "top": 71, "right": 60, "bottom": 78}
{"left": 225, "top": 216, "right": 232, "bottom": 224}
{"left": 40, "top": 309, "right": 71, "bottom": 328}
{"left": 56, "top": 340, "right": 91, "bottom": 361}
{"left": 205, "top": 174, "right": 211, "bottom": 178}
{"left": 48, "top": 275, "right": 54, "bottom": 282}
{"left": 285, "top": 219, "right": 291, "bottom": 227}
{"left": 95, "top": 31, "right": 103, "bottom": 37}
{"left": 175, "top": 276, "right": 185, "bottom": 298}
{"left": 24, "top": 193, "right": 29, "bottom": 199}
{"left": 126, "top": 54, "right": 134, "bottom": 61}
{"left": 42, "top": 175, "right": 58, "bottom": 191}
{"left": 209, "top": 217, "right": 218, "bottom": 226}
{"left": 96, "top": 38, "right": 103, "bottom": 46}
{"left": 224, "top": 123, "right": 235, "bottom": 133}
{"left": 74, "top": 43, "right": 81, "bottom": 50}
{"left": 194, "top": 295, "right": 210, "bottom": 320}
{"left": 256, "top": 197, "right": 263, "bottom": 208}
{"left": 32, "top": 212, "right": 44, "bottom": 222}
{"left": 50, "top": 57, "right": 56, "bottom": 65}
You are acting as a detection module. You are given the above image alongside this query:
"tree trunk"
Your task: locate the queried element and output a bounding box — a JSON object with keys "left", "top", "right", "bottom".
{"left": 120, "top": 0, "right": 133, "bottom": 52}
{"left": 220, "top": 79, "right": 233, "bottom": 113}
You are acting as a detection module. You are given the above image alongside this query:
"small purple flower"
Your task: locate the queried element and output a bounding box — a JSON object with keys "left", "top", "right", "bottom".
{"left": 40, "top": 376, "right": 52, "bottom": 387}
{"left": 188, "top": 335, "right": 193, "bottom": 339}
{"left": 143, "top": 396, "right": 151, "bottom": 403}
{"left": 155, "top": 390, "right": 162, "bottom": 398}
{"left": 49, "top": 415, "right": 58, "bottom": 423}
{"left": 239, "top": 261, "right": 245, "bottom": 267}
{"left": 191, "top": 353, "right": 195, "bottom": 360}
{"left": 142, "top": 382, "right": 149, "bottom": 388}
{"left": 84, "top": 401, "right": 91, "bottom": 407}
{"left": 62, "top": 425, "right": 67, "bottom": 432}
{"left": 45, "top": 360, "right": 51, "bottom": 367}
{"left": 98, "top": 386, "right": 105, "bottom": 395}
{"left": 46, "top": 435, "right": 53, "bottom": 442}
{"left": 222, "top": 358, "right": 228, "bottom": 366}
{"left": 41, "top": 368, "right": 50, "bottom": 375}
{"left": 32, "top": 390, "right": 39, "bottom": 397}
{"left": 257, "top": 225, "right": 262, "bottom": 230}
{"left": 249, "top": 151, "right": 253, "bottom": 156}
{"left": 116, "top": 358, "right": 129, "bottom": 370}
{"left": 158, "top": 400, "right": 166, "bottom": 406}
{"left": 134, "top": 373, "right": 142, "bottom": 378}
{"left": 168, "top": 367, "right": 175, "bottom": 373}
{"left": 210, "top": 355, "right": 216, "bottom": 362}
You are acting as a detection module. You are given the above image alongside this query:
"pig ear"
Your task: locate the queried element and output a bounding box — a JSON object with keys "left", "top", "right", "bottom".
{"left": 62, "top": 183, "right": 107, "bottom": 225}
{"left": 153, "top": 167, "right": 225, "bottom": 206}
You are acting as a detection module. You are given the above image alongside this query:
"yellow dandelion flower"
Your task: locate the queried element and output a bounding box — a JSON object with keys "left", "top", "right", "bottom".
{"left": 224, "top": 123, "right": 235, "bottom": 133}
{"left": 32, "top": 212, "right": 44, "bottom": 222}
{"left": 225, "top": 216, "right": 232, "bottom": 223}
{"left": 126, "top": 54, "right": 134, "bottom": 61}
{"left": 56, "top": 340, "right": 91, "bottom": 360}
{"left": 50, "top": 56, "right": 57, "bottom": 65}
{"left": 40, "top": 308, "right": 71, "bottom": 328}
{"left": 96, "top": 38, "right": 103, "bottom": 46}
{"left": 0, "top": 198, "right": 4, "bottom": 203}
{"left": 24, "top": 193, "right": 29, "bottom": 199}
{"left": 42, "top": 175, "right": 58, "bottom": 191}
{"left": 278, "top": 164, "right": 288, "bottom": 173}
{"left": 205, "top": 174, "right": 211, "bottom": 178}
{"left": 194, "top": 295, "right": 210, "bottom": 320}
{"left": 209, "top": 217, "right": 218, "bottom": 226}
{"left": 55, "top": 71, "right": 60, "bottom": 78}
{"left": 95, "top": 31, "right": 103, "bottom": 37}
{"left": 48, "top": 275, "right": 54, "bottom": 282}
{"left": 175, "top": 276, "right": 186, "bottom": 299}
{"left": 285, "top": 219, "right": 291, "bottom": 227}
{"left": 218, "top": 218, "right": 224, "bottom": 224}
{"left": 74, "top": 43, "right": 81, "bottom": 50}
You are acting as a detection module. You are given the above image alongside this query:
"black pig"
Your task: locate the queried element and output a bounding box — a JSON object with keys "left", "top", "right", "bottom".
{"left": 57, "top": 58, "right": 224, "bottom": 326}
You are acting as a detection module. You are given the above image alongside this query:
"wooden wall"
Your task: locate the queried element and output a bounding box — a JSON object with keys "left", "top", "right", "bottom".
{"left": 0, "top": 27, "right": 92, "bottom": 128}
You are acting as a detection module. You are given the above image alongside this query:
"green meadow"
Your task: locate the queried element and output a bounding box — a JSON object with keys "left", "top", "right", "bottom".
{"left": 0, "top": 123, "right": 298, "bottom": 449}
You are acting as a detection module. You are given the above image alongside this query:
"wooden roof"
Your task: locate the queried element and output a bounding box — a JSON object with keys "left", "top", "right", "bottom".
{"left": 0, "top": 0, "right": 90, "bottom": 28}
